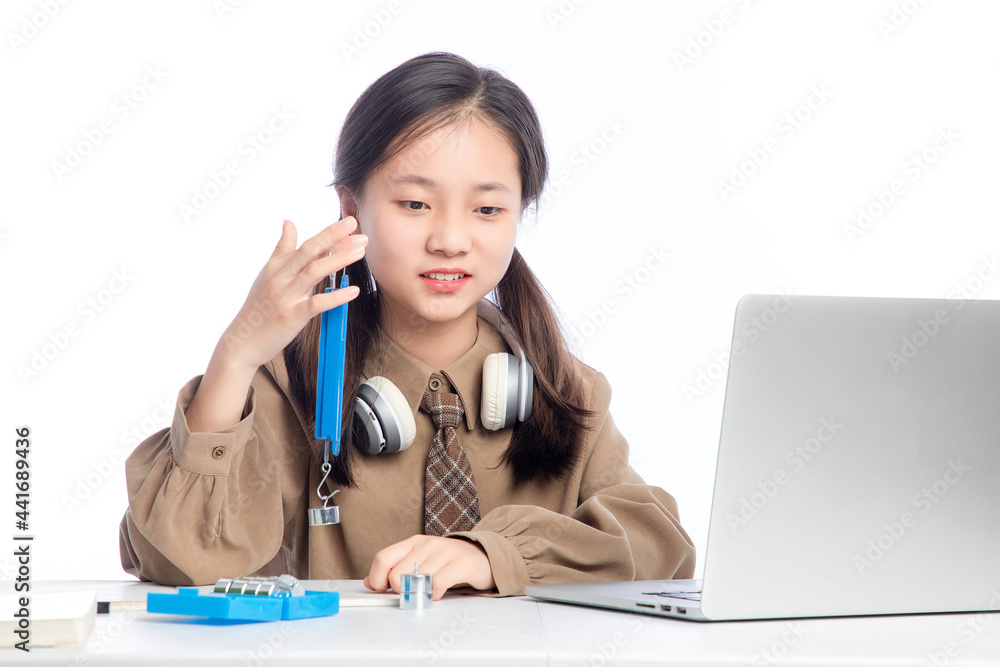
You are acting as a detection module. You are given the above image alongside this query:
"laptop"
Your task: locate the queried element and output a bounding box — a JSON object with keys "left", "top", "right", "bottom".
{"left": 526, "top": 294, "right": 1000, "bottom": 621}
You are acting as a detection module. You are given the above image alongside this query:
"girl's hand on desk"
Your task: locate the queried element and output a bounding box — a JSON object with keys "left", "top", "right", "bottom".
{"left": 222, "top": 217, "right": 366, "bottom": 369}
{"left": 363, "top": 535, "right": 496, "bottom": 601}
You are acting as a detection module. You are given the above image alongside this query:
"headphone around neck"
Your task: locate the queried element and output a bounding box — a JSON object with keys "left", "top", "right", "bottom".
{"left": 352, "top": 301, "right": 534, "bottom": 455}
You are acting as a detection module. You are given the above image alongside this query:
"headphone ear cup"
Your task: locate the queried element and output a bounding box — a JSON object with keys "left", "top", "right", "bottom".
{"left": 517, "top": 360, "right": 534, "bottom": 423}
{"left": 481, "top": 354, "right": 504, "bottom": 431}
{"left": 481, "top": 353, "right": 519, "bottom": 431}
{"left": 353, "top": 376, "right": 416, "bottom": 454}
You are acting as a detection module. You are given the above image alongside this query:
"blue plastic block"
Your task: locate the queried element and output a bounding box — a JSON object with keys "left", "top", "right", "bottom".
{"left": 147, "top": 588, "right": 340, "bottom": 621}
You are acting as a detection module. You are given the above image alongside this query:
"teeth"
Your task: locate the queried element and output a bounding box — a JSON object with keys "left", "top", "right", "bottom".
{"left": 425, "top": 273, "right": 465, "bottom": 281}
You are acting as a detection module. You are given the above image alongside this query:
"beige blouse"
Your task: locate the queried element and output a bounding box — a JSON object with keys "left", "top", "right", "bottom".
{"left": 119, "top": 318, "right": 696, "bottom": 594}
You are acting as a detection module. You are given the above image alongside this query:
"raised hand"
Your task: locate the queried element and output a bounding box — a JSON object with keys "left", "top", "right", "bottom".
{"left": 185, "top": 218, "right": 366, "bottom": 434}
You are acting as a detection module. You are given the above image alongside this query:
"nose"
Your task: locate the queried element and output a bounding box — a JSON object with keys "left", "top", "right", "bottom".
{"left": 425, "top": 207, "right": 471, "bottom": 256}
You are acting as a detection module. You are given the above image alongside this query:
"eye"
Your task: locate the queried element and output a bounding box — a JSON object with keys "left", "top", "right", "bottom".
{"left": 476, "top": 206, "right": 503, "bottom": 216}
{"left": 400, "top": 200, "right": 427, "bottom": 211}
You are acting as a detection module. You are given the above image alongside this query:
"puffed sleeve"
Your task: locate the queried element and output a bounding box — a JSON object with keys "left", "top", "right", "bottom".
{"left": 451, "top": 372, "right": 696, "bottom": 596}
{"left": 118, "top": 371, "right": 293, "bottom": 585}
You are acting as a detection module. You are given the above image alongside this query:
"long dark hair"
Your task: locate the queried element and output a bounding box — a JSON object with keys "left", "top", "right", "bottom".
{"left": 285, "top": 52, "right": 591, "bottom": 488}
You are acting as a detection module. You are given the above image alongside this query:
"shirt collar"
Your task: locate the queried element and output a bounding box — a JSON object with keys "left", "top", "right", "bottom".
{"left": 365, "top": 317, "right": 508, "bottom": 431}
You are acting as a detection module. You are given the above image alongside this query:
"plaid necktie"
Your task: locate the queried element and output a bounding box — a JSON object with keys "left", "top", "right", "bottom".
{"left": 421, "top": 391, "right": 481, "bottom": 535}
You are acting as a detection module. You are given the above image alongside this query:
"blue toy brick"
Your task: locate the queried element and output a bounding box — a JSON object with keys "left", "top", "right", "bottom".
{"left": 147, "top": 588, "right": 340, "bottom": 621}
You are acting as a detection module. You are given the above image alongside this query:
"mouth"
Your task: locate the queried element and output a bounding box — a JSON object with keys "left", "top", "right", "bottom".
{"left": 421, "top": 272, "right": 468, "bottom": 281}
{"left": 420, "top": 269, "right": 471, "bottom": 293}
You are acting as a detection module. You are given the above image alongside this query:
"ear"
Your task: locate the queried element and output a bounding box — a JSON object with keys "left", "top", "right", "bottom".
{"left": 337, "top": 185, "right": 360, "bottom": 221}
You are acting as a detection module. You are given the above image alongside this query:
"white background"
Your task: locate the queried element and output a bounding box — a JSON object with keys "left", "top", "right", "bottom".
{"left": 2, "top": 0, "right": 998, "bottom": 582}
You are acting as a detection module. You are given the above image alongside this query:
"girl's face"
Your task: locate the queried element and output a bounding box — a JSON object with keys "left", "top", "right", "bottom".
{"left": 352, "top": 117, "right": 522, "bottom": 333}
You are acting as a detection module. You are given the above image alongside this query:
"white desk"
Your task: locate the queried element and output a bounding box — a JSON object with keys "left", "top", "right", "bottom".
{"left": 4, "top": 580, "right": 1000, "bottom": 665}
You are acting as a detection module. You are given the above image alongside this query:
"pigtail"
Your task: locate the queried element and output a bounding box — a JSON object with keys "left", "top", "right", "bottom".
{"left": 494, "top": 249, "right": 592, "bottom": 485}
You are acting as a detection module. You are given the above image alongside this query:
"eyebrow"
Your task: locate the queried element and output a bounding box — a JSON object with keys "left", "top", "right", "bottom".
{"left": 388, "top": 174, "right": 512, "bottom": 194}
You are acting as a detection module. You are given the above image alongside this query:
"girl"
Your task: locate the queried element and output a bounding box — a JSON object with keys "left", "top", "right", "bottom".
{"left": 120, "top": 52, "right": 695, "bottom": 599}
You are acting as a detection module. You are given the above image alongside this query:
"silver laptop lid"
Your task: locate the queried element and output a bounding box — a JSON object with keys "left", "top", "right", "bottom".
{"left": 702, "top": 295, "right": 1000, "bottom": 620}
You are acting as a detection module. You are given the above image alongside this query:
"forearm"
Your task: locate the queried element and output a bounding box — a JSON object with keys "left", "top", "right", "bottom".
{"left": 184, "top": 342, "right": 258, "bottom": 434}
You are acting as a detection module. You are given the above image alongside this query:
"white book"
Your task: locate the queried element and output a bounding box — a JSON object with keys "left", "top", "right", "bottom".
{"left": 1, "top": 590, "right": 96, "bottom": 649}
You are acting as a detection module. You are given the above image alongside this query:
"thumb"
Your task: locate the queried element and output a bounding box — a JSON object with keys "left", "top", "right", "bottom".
{"left": 271, "top": 219, "right": 297, "bottom": 258}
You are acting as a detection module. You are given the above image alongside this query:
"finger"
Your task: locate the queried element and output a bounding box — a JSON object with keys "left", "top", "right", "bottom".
{"left": 407, "top": 551, "right": 468, "bottom": 601}
{"left": 277, "top": 217, "right": 360, "bottom": 285}
{"left": 302, "top": 283, "right": 361, "bottom": 318}
{"left": 384, "top": 540, "right": 461, "bottom": 598}
{"left": 298, "top": 217, "right": 360, "bottom": 264}
{"left": 431, "top": 565, "right": 462, "bottom": 601}
{"left": 286, "top": 234, "right": 367, "bottom": 297}
{"left": 367, "top": 537, "right": 419, "bottom": 594}
{"left": 386, "top": 558, "right": 427, "bottom": 595}
{"left": 270, "top": 219, "right": 298, "bottom": 259}
{"left": 411, "top": 540, "right": 493, "bottom": 599}
{"left": 383, "top": 537, "right": 452, "bottom": 594}
{"left": 389, "top": 543, "right": 444, "bottom": 594}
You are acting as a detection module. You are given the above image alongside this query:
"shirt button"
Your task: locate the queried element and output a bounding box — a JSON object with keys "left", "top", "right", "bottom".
{"left": 212, "top": 446, "right": 226, "bottom": 460}
{"left": 428, "top": 377, "right": 442, "bottom": 392}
